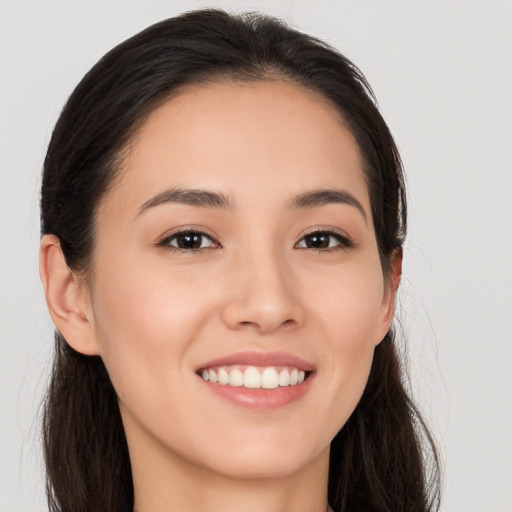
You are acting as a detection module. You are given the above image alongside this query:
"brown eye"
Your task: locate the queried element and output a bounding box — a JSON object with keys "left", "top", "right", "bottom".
{"left": 296, "top": 231, "right": 352, "bottom": 251}
{"left": 161, "top": 231, "right": 217, "bottom": 250}
{"left": 303, "top": 233, "right": 331, "bottom": 249}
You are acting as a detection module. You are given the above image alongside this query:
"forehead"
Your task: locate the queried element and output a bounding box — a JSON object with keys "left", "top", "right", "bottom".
{"left": 103, "top": 80, "right": 369, "bottom": 215}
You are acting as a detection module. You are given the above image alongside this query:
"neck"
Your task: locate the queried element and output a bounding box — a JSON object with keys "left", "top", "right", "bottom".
{"left": 134, "top": 467, "right": 330, "bottom": 512}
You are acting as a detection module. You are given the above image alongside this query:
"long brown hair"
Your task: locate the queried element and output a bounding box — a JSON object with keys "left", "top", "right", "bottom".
{"left": 41, "top": 9, "right": 440, "bottom": 511}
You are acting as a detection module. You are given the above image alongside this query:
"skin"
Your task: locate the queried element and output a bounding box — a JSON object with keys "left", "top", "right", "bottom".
{"left": 40, "top": 80, "right": 401, "bottom": 512}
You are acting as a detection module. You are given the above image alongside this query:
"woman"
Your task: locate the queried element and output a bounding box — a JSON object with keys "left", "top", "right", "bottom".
{"left": 39, "top": 8, "right": 440, "bottom": 512}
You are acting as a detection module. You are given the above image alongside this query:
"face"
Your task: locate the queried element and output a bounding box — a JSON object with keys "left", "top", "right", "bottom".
{"left": 84, "top": 81, "right": 396, "bottom": 481}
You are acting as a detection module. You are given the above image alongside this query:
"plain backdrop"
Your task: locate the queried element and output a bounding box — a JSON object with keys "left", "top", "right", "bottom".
{"left": 1, "top": 1, "right": 511, "bottom": 511}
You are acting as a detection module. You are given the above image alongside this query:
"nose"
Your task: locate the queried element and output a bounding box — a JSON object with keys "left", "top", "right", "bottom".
{"left": 220, "top": 250, "right": 304, "bottom": 335}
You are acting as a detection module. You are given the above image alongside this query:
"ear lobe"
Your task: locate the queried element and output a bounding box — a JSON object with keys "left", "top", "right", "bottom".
{"left": 39, "top": 234, "right": 100, "bottom": 356}
{"left": 375, "top": 248, "right": 403, "bottom": 345}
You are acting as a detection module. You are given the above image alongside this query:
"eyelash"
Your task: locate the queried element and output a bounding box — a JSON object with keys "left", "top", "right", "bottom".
{"left": 157, "top": 229, "right": 353, "bottom": 253}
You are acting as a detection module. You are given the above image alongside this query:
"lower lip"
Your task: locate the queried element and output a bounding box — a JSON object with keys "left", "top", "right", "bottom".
{"left": 200, "top": 374, "right": 315, "bottom": 410}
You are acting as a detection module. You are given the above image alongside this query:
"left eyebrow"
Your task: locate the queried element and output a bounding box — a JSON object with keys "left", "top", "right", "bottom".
{"left": 137, "top": 187, "right": 234, "bottom": 217}
{"left": 288, "top": 188, "right": 368, "bottom": 223}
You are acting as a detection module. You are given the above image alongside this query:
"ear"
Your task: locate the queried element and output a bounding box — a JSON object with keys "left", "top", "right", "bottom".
{"left": 39, "top": 234, "right": 100, "bottom": 356}
{"left": 375, "top": 248, "right": 402, "bottom": 345}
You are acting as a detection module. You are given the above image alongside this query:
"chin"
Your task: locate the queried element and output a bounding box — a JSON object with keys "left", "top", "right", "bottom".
{"left": 193, "top": 432, "right": 329, "bottom": 481}
{"left": 204, "top": 453, "right": 315, "bottom": 481}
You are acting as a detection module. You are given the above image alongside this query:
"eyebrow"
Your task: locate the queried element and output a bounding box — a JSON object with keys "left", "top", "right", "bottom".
{"left": 289, "top": 189, "right": 367, "bottom": 222}
{"left": 137, "top": 186, "right": 367, "bottom": 222}
{"left": 137, "top": 187, "right": 234, "bottom": 215}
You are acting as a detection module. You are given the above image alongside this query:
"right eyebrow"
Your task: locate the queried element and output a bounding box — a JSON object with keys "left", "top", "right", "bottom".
{"left": 136, "top": 187, "right": 234, "bottom": 217}
{"left": 288, "top": 188, "right": 368, "bottom": 224}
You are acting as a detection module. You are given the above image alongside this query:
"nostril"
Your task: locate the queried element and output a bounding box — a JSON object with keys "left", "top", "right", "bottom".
{"left": 236, "top": 318, "right": 297, "bottom": 333}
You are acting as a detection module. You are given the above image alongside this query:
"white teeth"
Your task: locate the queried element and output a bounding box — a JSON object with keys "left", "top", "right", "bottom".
{"left": 201, "top": 365, "right": 309, "bottom": 389}
{"left": 229, "top": 369, "right": 244, "bottom": 386}
{"left": 261, "top": 367, "right": 279, "bottom": 389}
{"left": 218, "top": 368, "right": 229, "bottom": 385}
{"left": 278, "top": 369, "right": 290, "bottom": 386}
{"left": 243, "top": 366, "right": 261, "bottom": 388}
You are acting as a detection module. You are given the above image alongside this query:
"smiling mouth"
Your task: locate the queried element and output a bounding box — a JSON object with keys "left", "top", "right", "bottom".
{"left": 197, "top": 365, "right": 311, "bottom": 389}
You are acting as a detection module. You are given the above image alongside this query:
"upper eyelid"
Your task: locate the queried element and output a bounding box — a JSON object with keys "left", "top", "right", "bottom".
{"left": 158, "top": 228, "right": 221, "bottom": 248}
{"left": 159, "top": 226, "right": 219, "bottom": 241}
{"left": 296, "top": 227, "right": 351, "bottom": 242}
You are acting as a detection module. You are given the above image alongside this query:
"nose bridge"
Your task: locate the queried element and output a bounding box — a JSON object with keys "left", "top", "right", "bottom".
{"left": 221, "top": 239, "right": 302, "bottom": 333}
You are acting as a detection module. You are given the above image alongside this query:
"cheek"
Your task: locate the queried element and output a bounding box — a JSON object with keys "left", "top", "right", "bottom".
{"left": 313, "top": 257, "right": 386, "bottom": 346}
{"left": 91, "top": 244, "right": 216, "bottom": 338}
{"left": 88, "top": 249, "right": 218, "bottom": 403}
{"left": 307, "top": 258, "right": 384, "bottom": 422}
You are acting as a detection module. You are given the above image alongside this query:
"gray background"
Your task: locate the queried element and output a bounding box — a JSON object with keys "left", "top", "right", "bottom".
{"left": 1, "top": 1, "right": 511, "bottom": 510}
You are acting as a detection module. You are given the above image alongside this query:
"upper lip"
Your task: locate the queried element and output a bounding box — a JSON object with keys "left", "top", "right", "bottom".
{"left": 196, "top": 351, "right": 316, "bottom": 372}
